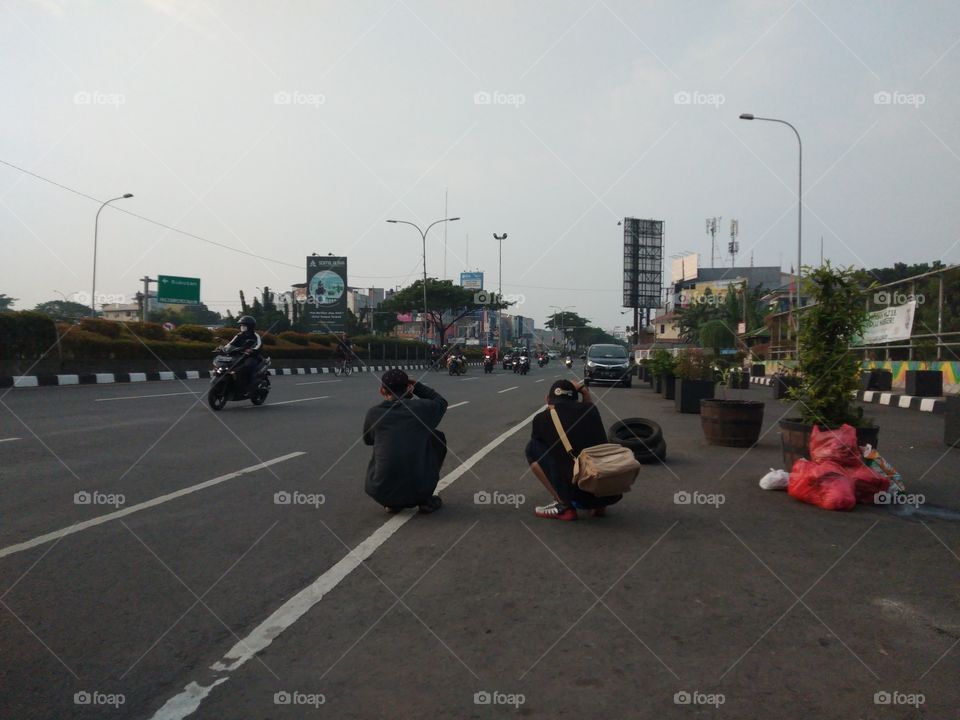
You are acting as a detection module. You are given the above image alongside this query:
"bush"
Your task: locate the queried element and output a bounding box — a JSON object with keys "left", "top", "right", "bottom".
{"left": 175, "top": 325, "right": 215, "bottom": 343}
{"left": 675, "top": 348, "right": 716, "bottom": 381}
{"left": 79, "top": 317, "right": 121, "bottom": 339}
{"left": 279, "top": 331, "right": 310, "bottom": 346}
{"left": 0, "top": 311, "right": 58, "bottom": 372}
{"left": 121, "top": 322, "right": 168, "bottom": 341}
{"left": 214, "top": 327, "right": 237, "bottom": 341}
{"left": 261, "top": 333, "right": 278, "bottom": 346}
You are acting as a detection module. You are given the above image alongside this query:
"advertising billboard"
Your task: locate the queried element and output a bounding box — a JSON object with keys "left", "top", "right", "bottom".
{"left": 305, "top": 256, "right": 348, "bottom": 333}
{"left": 622, "top": 218, "right": 664, "bottom": 309}
{"left": 459, "top": 271, "right": 484, "bottom": 290}
{"left": 670, "top": 253, "right": 699, "bottom": 283}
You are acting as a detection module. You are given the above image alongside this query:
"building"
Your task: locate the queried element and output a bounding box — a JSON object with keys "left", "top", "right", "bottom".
{"left": 100, "top": 303, "right": 141, "bottom": 322}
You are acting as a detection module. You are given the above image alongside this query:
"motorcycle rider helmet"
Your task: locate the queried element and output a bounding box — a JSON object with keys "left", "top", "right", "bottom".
{"left": 238, "top": 315, "right": 257, "bottom": 331}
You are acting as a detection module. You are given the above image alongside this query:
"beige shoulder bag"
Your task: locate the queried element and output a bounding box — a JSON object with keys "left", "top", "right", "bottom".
{"left": 549, "top": 407, "right": 639, "bottom": 497}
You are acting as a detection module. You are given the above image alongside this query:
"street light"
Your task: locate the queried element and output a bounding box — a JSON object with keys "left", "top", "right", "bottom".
{"left": 387, "top": 217, "right": 460, "bottom": 343}
{"left": 550, "top": 304, "right": 574, "bottom": 351}
{"left": 739, "top": 112, "right": 801, "bottom": 356}
{"left": 91, "top": 193, "right": 133, "bottom": 316}
{"left": 493, "top": 233, "right": 507, "bottom": 352}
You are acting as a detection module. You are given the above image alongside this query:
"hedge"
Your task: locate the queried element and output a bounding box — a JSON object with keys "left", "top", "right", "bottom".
{"left": 174, "top": 325, "right": 215, "bottom": 343}
{"left": 0, "top": 311, "right": 58, "bottom": 371}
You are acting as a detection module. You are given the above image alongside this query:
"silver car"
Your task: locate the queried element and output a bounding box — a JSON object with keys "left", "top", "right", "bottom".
{"left": 582, "top": 344, "right": 633, "bottom": 387}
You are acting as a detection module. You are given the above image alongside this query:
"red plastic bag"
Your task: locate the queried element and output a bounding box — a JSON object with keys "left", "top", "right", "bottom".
{"left": 809, "top": 425, "right": 861, "bottom": 466}
{"left": 849, "top": 462, "right": 890, "bottom": 504}
{"left": 788, "top": 459, "right": 857, "bottom": 511}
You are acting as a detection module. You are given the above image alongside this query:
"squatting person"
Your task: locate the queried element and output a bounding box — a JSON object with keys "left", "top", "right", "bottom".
{"left": 525, "top": 379, "right": 623, "bottom": 520}
{"left": 363, "top": 369, "right": 447, "bottom": 513}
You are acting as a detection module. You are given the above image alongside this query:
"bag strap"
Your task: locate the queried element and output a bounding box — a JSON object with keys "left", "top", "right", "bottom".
{"left": 549, "top": 407, "right": 575, "bottom": 458}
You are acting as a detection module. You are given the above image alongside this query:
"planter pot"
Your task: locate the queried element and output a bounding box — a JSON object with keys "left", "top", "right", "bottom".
{"left": 905, "top": 370, "right": 942, "bottom": 397}
{"left": 675, "top": 379, "right": 715, "bottom": 414}
{"left": 750, "top": 363, "right": 766, "bottom": 377}
{"left": 701, "top": 399, "right": 765, "bottom": 447}
{"left": 778, "top": 418, "right": 880, "bottom": 470}
{"left": 772, "top": 374, "right": 800, "bottom": 400}
{"left": 660, "top": 374, "right": 676, "bottom": 400}
{"left": 728, "top": 373, "right": 750, "bottom": 390}
{"left": 946, "top": 396, "right": 960, "bottom": 448}
{"left": 860, "top": 369, "right": 892, "bottom": 391}
{"left": 654, "top": 375, "right": 663, "bottom": 393}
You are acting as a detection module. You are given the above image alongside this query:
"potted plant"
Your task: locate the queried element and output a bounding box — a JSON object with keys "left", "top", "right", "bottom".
{"left": 772, "top": 363, "right": 801, "bottom": 399}
{"left": 727, "top": 366, "right": 750, "bottom": 389}
{"left": 701, "top": 368, "right": 765, "bottom": 446}
{"left": 905, "top": 368, "right": 943, "bottom": 397}
{"left": 860, "top": 367, "right": 892, "bottom": 391}
{"left": 779, "top": 263, "right": 879, "bottom": 469}
{"left": 649, "top": 349, "right": 675, "bottom": 395}
{"left": 674, "top": 348, "right": 716, "bottom": 413}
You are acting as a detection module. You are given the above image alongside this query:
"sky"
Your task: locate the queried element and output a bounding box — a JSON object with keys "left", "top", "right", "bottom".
{"left": 2, "top": 0, "right": 959, "bottom": 332}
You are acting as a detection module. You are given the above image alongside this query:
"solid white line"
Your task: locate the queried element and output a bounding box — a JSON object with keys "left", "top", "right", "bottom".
{"left": 244, "top": 396, "right": 329, "bottom": 407}
{"left": 535, "top": 379, "right": 545, "bottom": 383}
{"left": 150, "top": 409, "right": 543, "bottom": 720}
{"left": 498, "top": 386, "right": 519, "bottom": 394}
{"left": 447, "top": 401, "right": 470, "bottom": 409}
{"left": 95, "top": 391, "right": 200, "bottom": 402}
{"left": 0, "top": 452, "right": 306, "bottom": 560}
{"left": 458, "top": 377, "right": 478, "bottom": 381}
{"left": 0, "top": 437, "right": 22, "bottom": 443}
{"left": 295, "top": 380, "right": 342, "bottom": 386}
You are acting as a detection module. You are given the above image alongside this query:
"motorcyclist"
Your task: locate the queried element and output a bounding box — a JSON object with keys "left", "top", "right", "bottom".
{"left": 335, "top": 333, "right": 353, "bottom": 370}
{"left": 221, "top": 316, "right": 263, "bottom": 394}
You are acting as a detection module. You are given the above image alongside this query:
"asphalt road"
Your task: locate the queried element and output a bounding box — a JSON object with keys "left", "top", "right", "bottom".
{"left": 1, "top": 366, "right": 959, "bottom": 719}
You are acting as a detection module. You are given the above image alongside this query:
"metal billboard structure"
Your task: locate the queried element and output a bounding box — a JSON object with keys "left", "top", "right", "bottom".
{"left": 622, "top": 218, "right": 664, "bottom": 342}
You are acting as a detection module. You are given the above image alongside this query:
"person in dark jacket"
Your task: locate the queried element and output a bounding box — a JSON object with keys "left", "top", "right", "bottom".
{"left": 221, "top": 316, "right": 263, "bottom": 395}
{"left": 525, "top": 379, "right": 622, "bottom": 520}
{"left": 363, "top": 369, "right": 448, "bottom": 513}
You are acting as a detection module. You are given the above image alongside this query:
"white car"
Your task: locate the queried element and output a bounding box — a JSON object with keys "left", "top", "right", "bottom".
{"left": 547, "top": 351, "right": 559, "bottom": 359}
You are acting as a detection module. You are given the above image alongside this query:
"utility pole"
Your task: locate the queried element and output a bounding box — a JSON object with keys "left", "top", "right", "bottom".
{"left": 140, "top": 276, "right": 156, "bottom": 324}
{"left": 494, "top": 233, "right": 508, "bottom": 352}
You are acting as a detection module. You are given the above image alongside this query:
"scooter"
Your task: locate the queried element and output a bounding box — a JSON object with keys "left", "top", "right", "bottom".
{"left": 514, "top": 355, "right": 530, "bottom": 375}
{"left": 448, "top": 355, "right": 467, "bottom": 376}
{"left": 208, "top": 349, "right": 271, "bottom": 410}
{"left": 564, "top": 356, "right": 573, "bottom": 369}
{"left": 483, "top": 355, "right": 494, "bottom": 374}
{"left": 537, "top": 354, "right": 547, "bottom": 367}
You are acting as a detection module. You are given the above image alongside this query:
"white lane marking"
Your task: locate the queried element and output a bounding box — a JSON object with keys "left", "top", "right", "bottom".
{"left": 0, "top": 437, "right": 22, "bottom": 443}
{"left": 0, "top": 453, "right": 305, "bottom": 560}
{"left": 535, "top": 379, "right": 545, "bottom": 383}
{"left": 458, "top": 377, "right": 478, "bottom": 381}
{"left": 95, "top": 391, "right": 200, "bottom": 402}
{"left": 295, "top": 380, "right": 342, "bottom": 386}
{"left": 498, "top": 386, "right": 519, "bottom": 394}
{"left": 447, "top": 401, "right": 470, "bottom": 409}
{"left": 243, "top": 396, "right": 329, "bottom": 407}
{"left": 151, "top": 409, "right": 542, "bottom": 719}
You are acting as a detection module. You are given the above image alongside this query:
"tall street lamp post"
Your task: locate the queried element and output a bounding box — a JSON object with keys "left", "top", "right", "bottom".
{"left": 91, "top": 193, "right": 133, "bottom": 316}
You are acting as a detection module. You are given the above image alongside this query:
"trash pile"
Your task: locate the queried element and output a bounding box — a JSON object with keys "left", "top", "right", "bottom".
{"left": 759, "top": 424, "right": 903, "bottom": 511}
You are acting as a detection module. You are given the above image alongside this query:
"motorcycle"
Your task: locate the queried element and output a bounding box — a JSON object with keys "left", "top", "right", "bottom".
{"left": 501, "top": 352, "right": 514, "bottom": 371}
{"left": 448, "top": 355, "right": 467, "bottom": 376}
{"left": 208, "top": 348, "right": 271, "bottom": 410}
{"left": 537, "top": 354, "right": 547, "bottom": 367}
{"left": 514, "top": 355, "right": 530, "bottom": 375}
{"left": 483, "top": 355, "right": 494, "bottom": 374}
{"left": 564, "top": 356, "right": 573, "bottom": 369}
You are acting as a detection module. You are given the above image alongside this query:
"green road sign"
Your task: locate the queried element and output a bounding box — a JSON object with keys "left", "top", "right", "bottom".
{"left": 157, "top": 275, "right": 201, "bottom": 304}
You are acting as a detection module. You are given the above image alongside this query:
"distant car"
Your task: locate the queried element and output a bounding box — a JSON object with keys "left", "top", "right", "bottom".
{"left": 582, "top": 344, "right": 632, "bottom": 388}
{"left": 547, "top": 351, "right": 559, "bottom": 359}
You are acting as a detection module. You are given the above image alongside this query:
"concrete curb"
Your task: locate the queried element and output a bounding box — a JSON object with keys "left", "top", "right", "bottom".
{"left": 0, "top": 363, "right": 480, "bottom": 389}
{"left": 858, "top": 390, "right": 945, "bottom": 414}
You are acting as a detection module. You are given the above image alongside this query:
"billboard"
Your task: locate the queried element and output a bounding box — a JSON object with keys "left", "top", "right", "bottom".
{"left": 305, "top": 256, "right": 348, "bottom": 333}
{"left": 670, "top": 253, "right": 699, "bottom": 283}
{"left": 460, "top": 271, "right": 484, "bottom": 290}
{"left": 157, "top": 275, "right": 200, "bottom": 304}
{"left": 622, "top": 218, "right": 664, "bottom": 308}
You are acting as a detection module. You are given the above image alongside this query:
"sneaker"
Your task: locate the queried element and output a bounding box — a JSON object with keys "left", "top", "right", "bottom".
{"left": 418, "top": 495, "right": 443, "bottom": 514}
{"left": 534, "top": 501, "right": 577, "bottom": 521}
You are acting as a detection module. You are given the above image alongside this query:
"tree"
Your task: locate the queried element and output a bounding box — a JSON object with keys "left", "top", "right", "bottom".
{"left": 544, "top": 310, "right": 590, "bottom": 331}
{"left": 0, "top": 294, "right": 17, "bottom": 311}
{"left": 386, "top": 279, "right": 509, "bottom": 345}
{"left": 148, "top": 304, "right": 222, "bottom": 326}
{"left": 34, "top": 300, "right": 93, "bottom": 320}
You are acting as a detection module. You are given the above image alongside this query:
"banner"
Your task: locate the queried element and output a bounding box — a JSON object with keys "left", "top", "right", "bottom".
{"left": 855, "top": 300, "right": 916, "bottom": 345}
{"left": 459, "top": 271, "right": 484, "bottom": 290}
{"left": 306, "top": 256, "right": 348, "bottom": 333}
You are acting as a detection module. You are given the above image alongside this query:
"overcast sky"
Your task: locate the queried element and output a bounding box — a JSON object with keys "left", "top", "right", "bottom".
{"left": 2, "top": 0, "right": 959, "bottom": 330}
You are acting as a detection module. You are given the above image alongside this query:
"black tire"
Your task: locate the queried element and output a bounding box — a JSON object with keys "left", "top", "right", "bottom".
{"left": 208, "top": 383, "right": 227, "bottom": 411}
{"left": 608, "top": 418, "right": 663, "bottom": 447}
{"left": 634, "top": 438, "right": 667, "bottom": 464}
{"left": 250, "top": 384, "right": 269, "bottom": 406}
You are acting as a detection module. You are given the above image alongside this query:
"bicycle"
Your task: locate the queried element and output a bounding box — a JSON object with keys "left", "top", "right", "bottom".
{"left": 333, "top": 357, "right": 353, "bottom": 376}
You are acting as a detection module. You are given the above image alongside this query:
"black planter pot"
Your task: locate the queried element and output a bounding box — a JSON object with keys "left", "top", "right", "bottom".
{"left": 701, "top": 399, "right": 765, "bottom": 447}
{"left": 661, "top": 374, "right": 676, "bottom": 400}
{"left": 945, "top": 396, "right": 960, "bottom": 448}
{"left": 778, "top": 418, "right": 880, "bottom": 470}
{"left": 750, "top": 363, "right": 766, "bottom": 377}
{"left": 675, "top": 378, "right": 715, "bottom": 413}
{"left": 773, "top": 374, "right": 800, "bottom": 400}
{"left": 860, "top": 369, "right": 892, "bottom": 391}
{"left": 728, "top": 373, "right": 750, "bottom": 390}
{"left": 905, "top": 370, "right": 943, "bottom": 397}
{"left": 654, "top": 375, "right": 663, "bottom": 393}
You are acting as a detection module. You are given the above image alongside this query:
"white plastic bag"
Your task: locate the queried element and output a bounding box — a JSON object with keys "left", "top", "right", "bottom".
{"left": 759, "top": 468, "right": 790, "bottom": 491}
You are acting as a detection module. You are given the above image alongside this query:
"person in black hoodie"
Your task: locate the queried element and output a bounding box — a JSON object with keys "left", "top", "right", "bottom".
{"left": 363, "top": 369, "right": 447, "bottom": 513}
{"left": 525, "top": 378, "right": 622, "bottom": 520}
